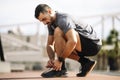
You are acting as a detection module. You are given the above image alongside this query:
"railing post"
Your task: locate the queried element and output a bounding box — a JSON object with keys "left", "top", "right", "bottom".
{"left": 0, "top": 35, "right": 5, "bottom": 61}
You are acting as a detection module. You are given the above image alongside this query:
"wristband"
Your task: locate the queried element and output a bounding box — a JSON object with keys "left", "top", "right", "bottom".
{"left": 58, "top": 57, "right": 64, "bottom": 62}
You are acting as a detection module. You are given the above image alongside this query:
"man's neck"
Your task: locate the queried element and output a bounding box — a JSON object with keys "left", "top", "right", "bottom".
{"left": 51, "top": 11, "right": 56, "bottom": 22}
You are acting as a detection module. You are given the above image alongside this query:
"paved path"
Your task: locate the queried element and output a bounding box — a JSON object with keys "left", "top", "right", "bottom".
{"left": 0, "top": 71, "right": 120, "bottom": 80}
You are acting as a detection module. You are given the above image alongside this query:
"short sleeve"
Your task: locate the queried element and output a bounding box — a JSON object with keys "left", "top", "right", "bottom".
{"left": 58, "top": 17, "right": 76, "bottom": 34}
{"left": 48, "top": 25, "right": 54, "bottom": 35}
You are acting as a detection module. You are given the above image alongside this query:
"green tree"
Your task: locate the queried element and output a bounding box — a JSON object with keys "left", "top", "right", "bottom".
{"left": 106, "top": 29, "right": 119, "bottom": 71}
{"left": 106, "top": 29, "right": 118, "bottom": 44}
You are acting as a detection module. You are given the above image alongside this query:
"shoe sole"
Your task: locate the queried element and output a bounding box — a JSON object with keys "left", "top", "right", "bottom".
{"left": 54, "top": 74, "right": 68, "bottom": 78}
{"left": 41, "top": 73, "right": 67, "bottom": 78}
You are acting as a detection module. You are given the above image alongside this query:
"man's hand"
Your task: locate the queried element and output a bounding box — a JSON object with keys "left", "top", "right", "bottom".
{"left": 53, "top": 59, "right": 62, "bottom": 71}
{"left": 46, "top": 60, "right": 54, "bottom": 68}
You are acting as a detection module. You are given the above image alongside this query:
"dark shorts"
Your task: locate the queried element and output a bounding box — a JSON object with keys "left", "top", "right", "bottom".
{"left": 76, "top": 34, "right": 101, "bottom": 57}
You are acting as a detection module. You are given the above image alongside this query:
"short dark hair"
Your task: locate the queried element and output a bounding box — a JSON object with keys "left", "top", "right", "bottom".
{"left": 34, "top": 4, "right": 51, "bottom": 19}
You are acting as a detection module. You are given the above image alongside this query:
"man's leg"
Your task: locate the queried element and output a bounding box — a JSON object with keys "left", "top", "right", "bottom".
{"left": 75, "top": 34, "right": 100, "bottom": 77}
{"left": 54, "top": 27, "right": 97, "bottom": 77}
{"left": 54, "top": 27, "right": 82, "bottom": 62}
{"left": 54, "top": 27, "right": 67, "bottom": 70}
{"left": 54, "top": 28, "right": 98, "bottom": 77}
{"left": 54, "top": 27, "right": 65, "bottom": 56}
{"left": 53, "top": 27, "right": 95, "bottom": 77}
{"left": 41, "top": 27, "right": 67, "bottom": 78}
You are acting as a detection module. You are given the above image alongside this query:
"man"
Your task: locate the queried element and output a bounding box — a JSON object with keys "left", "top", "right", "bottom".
{"left": 34, "top": 4, "right": 101, "bottom": 77}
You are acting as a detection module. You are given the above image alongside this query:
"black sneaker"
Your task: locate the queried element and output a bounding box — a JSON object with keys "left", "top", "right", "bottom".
{"left": 77, "top": 60, "right": 96, "bottom": 77}
{"left": 41, "top": 69, "right": 67, "bottom": 78}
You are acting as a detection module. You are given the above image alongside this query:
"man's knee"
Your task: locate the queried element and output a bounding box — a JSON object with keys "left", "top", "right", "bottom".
{"left": 54, "top": 27, "right": 64, "bottom": 38}
{"left": 54, "top": 27, "right": 66, "bottom": 55}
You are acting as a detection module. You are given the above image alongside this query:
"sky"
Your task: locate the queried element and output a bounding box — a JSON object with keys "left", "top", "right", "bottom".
{"left": 0, "top": 0, "right": 120, "bottom": 39}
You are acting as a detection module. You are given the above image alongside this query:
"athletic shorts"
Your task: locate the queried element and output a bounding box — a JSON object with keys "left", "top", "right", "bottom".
{"left": 76, "top": 34, "right": 101, "bottom": 57}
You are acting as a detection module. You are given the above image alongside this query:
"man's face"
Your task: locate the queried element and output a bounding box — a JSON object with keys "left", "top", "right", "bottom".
{"left": 38, "top": 12, "right": 52, "bottom": 25}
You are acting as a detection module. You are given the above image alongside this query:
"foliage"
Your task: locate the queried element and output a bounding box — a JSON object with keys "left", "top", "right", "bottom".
{"left": 105, "top": 29, "right": 119, "bottom": 58}
{"left": 106, "top": 29, "right": 118, "bottom": 44}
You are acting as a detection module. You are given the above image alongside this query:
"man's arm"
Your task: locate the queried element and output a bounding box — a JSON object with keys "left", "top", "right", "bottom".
{"left": 46, "top": 35, "right": 55, "bottom": 60}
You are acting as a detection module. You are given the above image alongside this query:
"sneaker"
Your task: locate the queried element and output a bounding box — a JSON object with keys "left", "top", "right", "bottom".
{"left": 77, "top": 60, "right": 96, "bottom": 77}
{"left": 41, "top": 69, "right": 67, "bottom": 78}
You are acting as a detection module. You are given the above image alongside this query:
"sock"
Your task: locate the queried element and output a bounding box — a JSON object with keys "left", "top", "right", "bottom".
{"left": 61, "top": 60, "right": 66, "bottom": 70}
